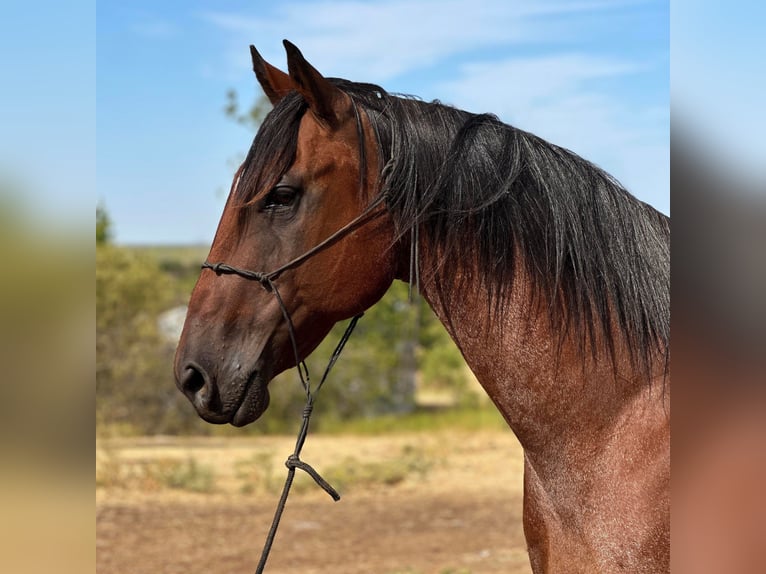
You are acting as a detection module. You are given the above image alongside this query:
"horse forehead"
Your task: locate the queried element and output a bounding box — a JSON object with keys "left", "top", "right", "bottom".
{"left": 293, "top": 114, "right": 358, "bottom": 175}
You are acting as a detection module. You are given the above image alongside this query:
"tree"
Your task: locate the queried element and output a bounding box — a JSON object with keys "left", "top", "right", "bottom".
{"left": 96, "top": 245, "right": 204, "bottom": 434}
{"left": 96, "top": 203, "right": 111, "bottom": 245}
{"left": 224, "top": 89, "right": 271, "bottom": 131}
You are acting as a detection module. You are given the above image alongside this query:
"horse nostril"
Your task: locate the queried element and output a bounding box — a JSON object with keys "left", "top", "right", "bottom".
{"left": 181, "top": 363, "right": 207, "bottom": 396}
{"left": 178, "top": 361, "right": 224, "bottom": 419}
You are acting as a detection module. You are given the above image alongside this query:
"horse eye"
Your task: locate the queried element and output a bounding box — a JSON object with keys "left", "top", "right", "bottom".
{"left": 262, "top": 186, "right": 299, "bottom": 210}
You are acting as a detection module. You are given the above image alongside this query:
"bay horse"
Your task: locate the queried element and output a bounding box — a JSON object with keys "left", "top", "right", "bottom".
{"left": 174, "top": 41, "right": 670, "bottom": 573}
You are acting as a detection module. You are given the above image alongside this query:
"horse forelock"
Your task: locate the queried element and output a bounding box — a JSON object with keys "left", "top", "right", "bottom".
{"left": 233, "top": 92, "right": 308, "bottom": 210}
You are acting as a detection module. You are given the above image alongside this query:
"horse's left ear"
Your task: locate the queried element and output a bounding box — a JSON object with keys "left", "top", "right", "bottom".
{"left": 250, "top": 45, "right": 294, "bottom": 105}
{"left": 283, "top": 40, "right": 352, "bottom": 128}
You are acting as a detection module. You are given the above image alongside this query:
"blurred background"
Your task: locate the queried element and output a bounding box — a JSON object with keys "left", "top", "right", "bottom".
{"left": 672, "top": 2, "right": 766, "bottom": 572}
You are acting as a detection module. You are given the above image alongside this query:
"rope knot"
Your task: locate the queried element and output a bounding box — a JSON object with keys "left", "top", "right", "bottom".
{"left": 285, "top": 454, "right": 300, "bottom": 470}
{"left": 250, "top": 314, "right": 361, "bottom": 573}
{"left": 258, "top": 274, "right": 274, "bottom": 291}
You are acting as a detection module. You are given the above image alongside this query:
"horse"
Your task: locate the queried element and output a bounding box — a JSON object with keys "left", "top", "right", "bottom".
{"left": 174, "top": 40, "right": 670, "bottom": 573}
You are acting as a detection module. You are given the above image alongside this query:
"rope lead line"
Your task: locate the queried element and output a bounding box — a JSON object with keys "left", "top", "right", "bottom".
{"left": 254, "top": 313, "right": 361, "bottom": 574}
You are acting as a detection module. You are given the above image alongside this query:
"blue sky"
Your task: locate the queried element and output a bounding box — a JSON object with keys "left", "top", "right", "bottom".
{"left": 672, "top": 0, "right": 766, "bottom": 186}
{"left": 1, "top": 2, "right": 94, "bottom": 230}
{"left": 97, "top": 0, "right": 669, "bottom": 245}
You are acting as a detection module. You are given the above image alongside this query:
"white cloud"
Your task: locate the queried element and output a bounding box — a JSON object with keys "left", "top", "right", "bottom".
{"left": 130, "top": 19, "right": 178, "bottom": 39}
{"left": 198, "top": 0, "right": 650, "bottom": 80}
{"left": 437, "top": 54, "right": 668, "bottom": 211}
{"left": 440, "top": 54, "right": 639, "bottom": 116}
{"left": 438, "top": 54, "right": 643, "bottom": 153}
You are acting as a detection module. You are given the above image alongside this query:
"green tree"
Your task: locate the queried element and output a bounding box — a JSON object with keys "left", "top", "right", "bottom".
{"left": 96, "top": 203, "right": 111, "bottom": 245}
{"left": 96, "top": 245, "right": 203, "bottom": 434}
{"left": 224, "top": 89, "right": 271, "bottom": 131}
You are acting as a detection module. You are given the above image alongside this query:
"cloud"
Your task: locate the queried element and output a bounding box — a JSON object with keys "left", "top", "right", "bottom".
{"left": 198, "top": 0, "right": 652, "bottom": 80}
{"left": 130, "top": 19, "right": 178, "bottom": 39}
{"left": 438, "top": 53, "right": 644, "bottom": 147}
{"left": 437, "top": 54, "right": 668, "bottom": 211}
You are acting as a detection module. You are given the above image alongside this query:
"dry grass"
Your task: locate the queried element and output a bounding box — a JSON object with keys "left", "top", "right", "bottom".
{"left": 97, "top": 429, "right": 531, "bottom": 573}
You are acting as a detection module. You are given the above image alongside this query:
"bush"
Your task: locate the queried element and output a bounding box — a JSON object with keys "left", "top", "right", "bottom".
{"left": 96, "top": 450, "right": 216, "bottom": 493}
{"left": 96, "top": 245, "right": 203, "bottom": 435}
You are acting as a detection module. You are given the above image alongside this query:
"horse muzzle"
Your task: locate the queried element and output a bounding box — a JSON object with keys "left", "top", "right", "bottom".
{"left": 176, "top": 359, "right": 271, "bottom": 426}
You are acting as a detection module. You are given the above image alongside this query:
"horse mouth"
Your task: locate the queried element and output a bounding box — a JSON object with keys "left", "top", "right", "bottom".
{"left": 230, "top": 372, "right": 271, "bottom": 427}
{"left": 178, "top": 359, "right": 274, "bottom": 427}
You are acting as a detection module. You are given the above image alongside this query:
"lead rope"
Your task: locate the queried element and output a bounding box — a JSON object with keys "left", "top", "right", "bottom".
{"left": 254, "top": 289, "right": 361, "bottom": 574}
{"left": 200, "top": 264, "right": 360, "bottom": 573}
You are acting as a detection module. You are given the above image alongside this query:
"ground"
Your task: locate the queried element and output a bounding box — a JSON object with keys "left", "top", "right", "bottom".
{"left": 96, "top": 430, "right": 532, "bottom": 574}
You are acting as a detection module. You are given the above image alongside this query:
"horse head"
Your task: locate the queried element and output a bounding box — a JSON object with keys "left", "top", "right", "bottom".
{"left": 174, "top": 41, "right": 397, "bottom": 426}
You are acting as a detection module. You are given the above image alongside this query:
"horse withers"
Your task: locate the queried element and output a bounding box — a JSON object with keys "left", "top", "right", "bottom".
{"left": 174, "top": 41, "right": 670, "bottom": 573}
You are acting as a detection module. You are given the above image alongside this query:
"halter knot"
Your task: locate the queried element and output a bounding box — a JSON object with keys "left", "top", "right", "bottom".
{"left": 257, "top": 273, "right": 274, "bottom": 291}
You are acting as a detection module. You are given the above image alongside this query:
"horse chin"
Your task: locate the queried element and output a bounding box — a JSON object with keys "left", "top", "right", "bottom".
{"left": 231, "top": 376, "right": 271, "bottom": 427}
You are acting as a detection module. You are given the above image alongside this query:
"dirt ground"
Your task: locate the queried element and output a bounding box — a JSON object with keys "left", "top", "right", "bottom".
{"left": 96, "top": 431, "right": 532, "bottom": 574}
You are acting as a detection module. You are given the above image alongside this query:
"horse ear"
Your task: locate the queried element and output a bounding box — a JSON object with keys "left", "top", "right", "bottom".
{"left": 250, "top": 45, "right": 294, "bottom": 105}
{"left": 283, "top": 39, "right": 351, "bottom": 128}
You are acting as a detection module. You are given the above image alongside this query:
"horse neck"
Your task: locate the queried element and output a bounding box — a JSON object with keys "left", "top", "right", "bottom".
{"left": 412, "top": 246, "right": 667, "bottom": 458}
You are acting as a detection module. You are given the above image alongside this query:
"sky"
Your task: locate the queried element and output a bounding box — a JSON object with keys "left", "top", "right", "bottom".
{"left": 672, "top": 0, "right": 766, "bottom": 187}
{"left": 96, "top": 0, "right": 669, "bottom": 245}
{"left": 1, "top": 2, "right": 94, "bottom": 231}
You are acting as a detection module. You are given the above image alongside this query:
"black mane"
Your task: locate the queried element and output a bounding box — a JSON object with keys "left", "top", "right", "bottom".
{"left": 236, "top": 80, "right": 670, "bottom": 373}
